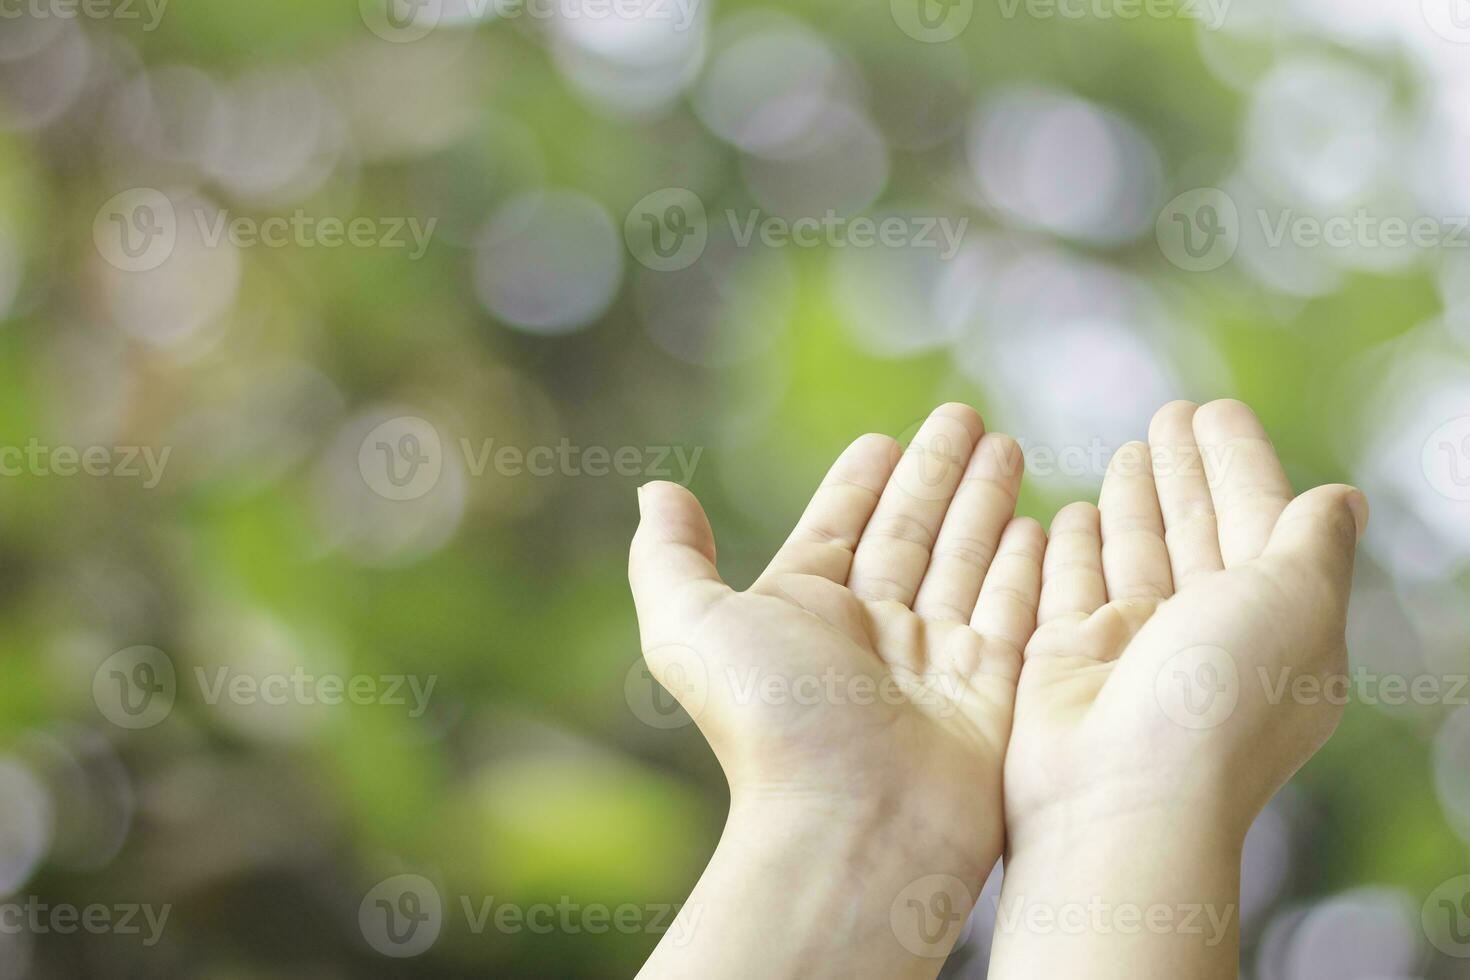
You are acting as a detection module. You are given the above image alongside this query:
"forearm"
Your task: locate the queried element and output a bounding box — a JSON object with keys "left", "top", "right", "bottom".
{"left": 639, "top": 797, "right": 995, "bottom": 980}
{"left": 987, "top": 805, "right": 1244, "bottom": 980}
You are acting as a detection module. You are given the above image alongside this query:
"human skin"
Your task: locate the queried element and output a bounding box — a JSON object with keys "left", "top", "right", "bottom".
{"left": 629, "top": 403, "right": 1044, "bottom": 980}
{"left": 628, "top": 397, "right": 1366, "bottom": 979}
{"left": 987, "top": 399, "right": 1367, "bottom": 979}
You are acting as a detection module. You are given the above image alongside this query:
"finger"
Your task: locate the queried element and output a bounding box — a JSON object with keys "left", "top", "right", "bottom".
{"left": 848, "top": 403, "right": 986, "bottom": 606}
{"left": 913, "top": 434, "right": 1024, "bottom": 623}
{"left": 756, "top": 433, "right": 901, "bottom": 587}
{"left": 1193, "top": 399, "right": 1294, "bottom": 567}
{"left": 1038, "top": 502, "right": 1107, "bottom": 625}
{"left": 628, "top": 482, "right": 730, "bottom": 639}
{"left": 1147, "top": 400, "right": 1224, "bottom": 588}
{"left": 970, "top": 517, "right": 1045, "bottom": 660}
{"left": 1261, "top": 484, "right": 1368, "bottom": 589}
{"left": 1099, "top": 441, "right": 1173, "bottom": 602}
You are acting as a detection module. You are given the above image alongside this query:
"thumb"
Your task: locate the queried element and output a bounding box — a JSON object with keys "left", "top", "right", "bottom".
{"left": 1262, "top": 483, "right": 1368, "bottom": 586}
{"left": 628, "top": 481, "right": 727, "bottom": 637}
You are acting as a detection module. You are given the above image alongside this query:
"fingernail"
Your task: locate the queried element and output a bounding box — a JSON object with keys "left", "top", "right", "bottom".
{"left": 1345, "top": 489, "right": 1369, "bottom": 539}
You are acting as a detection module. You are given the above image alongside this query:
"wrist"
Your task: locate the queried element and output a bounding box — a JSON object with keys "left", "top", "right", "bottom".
{"left": 639, "top": 793, "right": 996, "bottom": 980}
{"left": 1005, "top": 772, "right": 1253, "bottom": 861}
{"left": 727, "top": 785, "right": 1000, "bottom": 890}
{"left": 990, "top": 805, "right": 1244, "bottom": 980}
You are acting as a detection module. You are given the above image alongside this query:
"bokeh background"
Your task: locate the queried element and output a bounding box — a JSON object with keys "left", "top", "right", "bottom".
{"left": 0, "top": 0, "right": 1468, "bottom": 975}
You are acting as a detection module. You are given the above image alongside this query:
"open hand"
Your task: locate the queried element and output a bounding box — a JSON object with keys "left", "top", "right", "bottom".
{"left": 1006, "top": 398, "right": 1367, "bottom": 850}
{"left": 629, "top": 403, "right": 1044, "bottom": 873}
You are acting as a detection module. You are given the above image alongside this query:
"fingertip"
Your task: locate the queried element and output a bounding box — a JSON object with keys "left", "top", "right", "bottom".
{"left": 1009, "top": 514, "right": 1044, "bottom": 535}
{"left": 1193, "top": 398, "right": 1266, "bottom": 439}
{"left": 635, "top": 481, "right": 709, "bottom": 544}
{"left": 1002, "top": 516, "right": 1047, "bottom": 558}
{"left": 970, "top": 431, "right": 1025, "bottom": 483}
{"left": 1345, "top": 487, "right": 1369, "bottom": 539}
{"left": 929, "top": 402, "right": 986, "bottom": 441}
{"left": 850, "top": 431, "right": 903, "bottom": 464}
{"left": 1149, "top": 399, "right": 1200, "bottom": 440}
{"left": 1051, "top": 500, "right": 1100, "bottom": 535}
{"left": 1105, "top": 440, "right": 1153, "bottom": 479}
{"left": 1307, "top": 484, "right": 1368, "bottom": 542}
{"left": 638, "top": 479, "right": 685, "bottom": 513}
